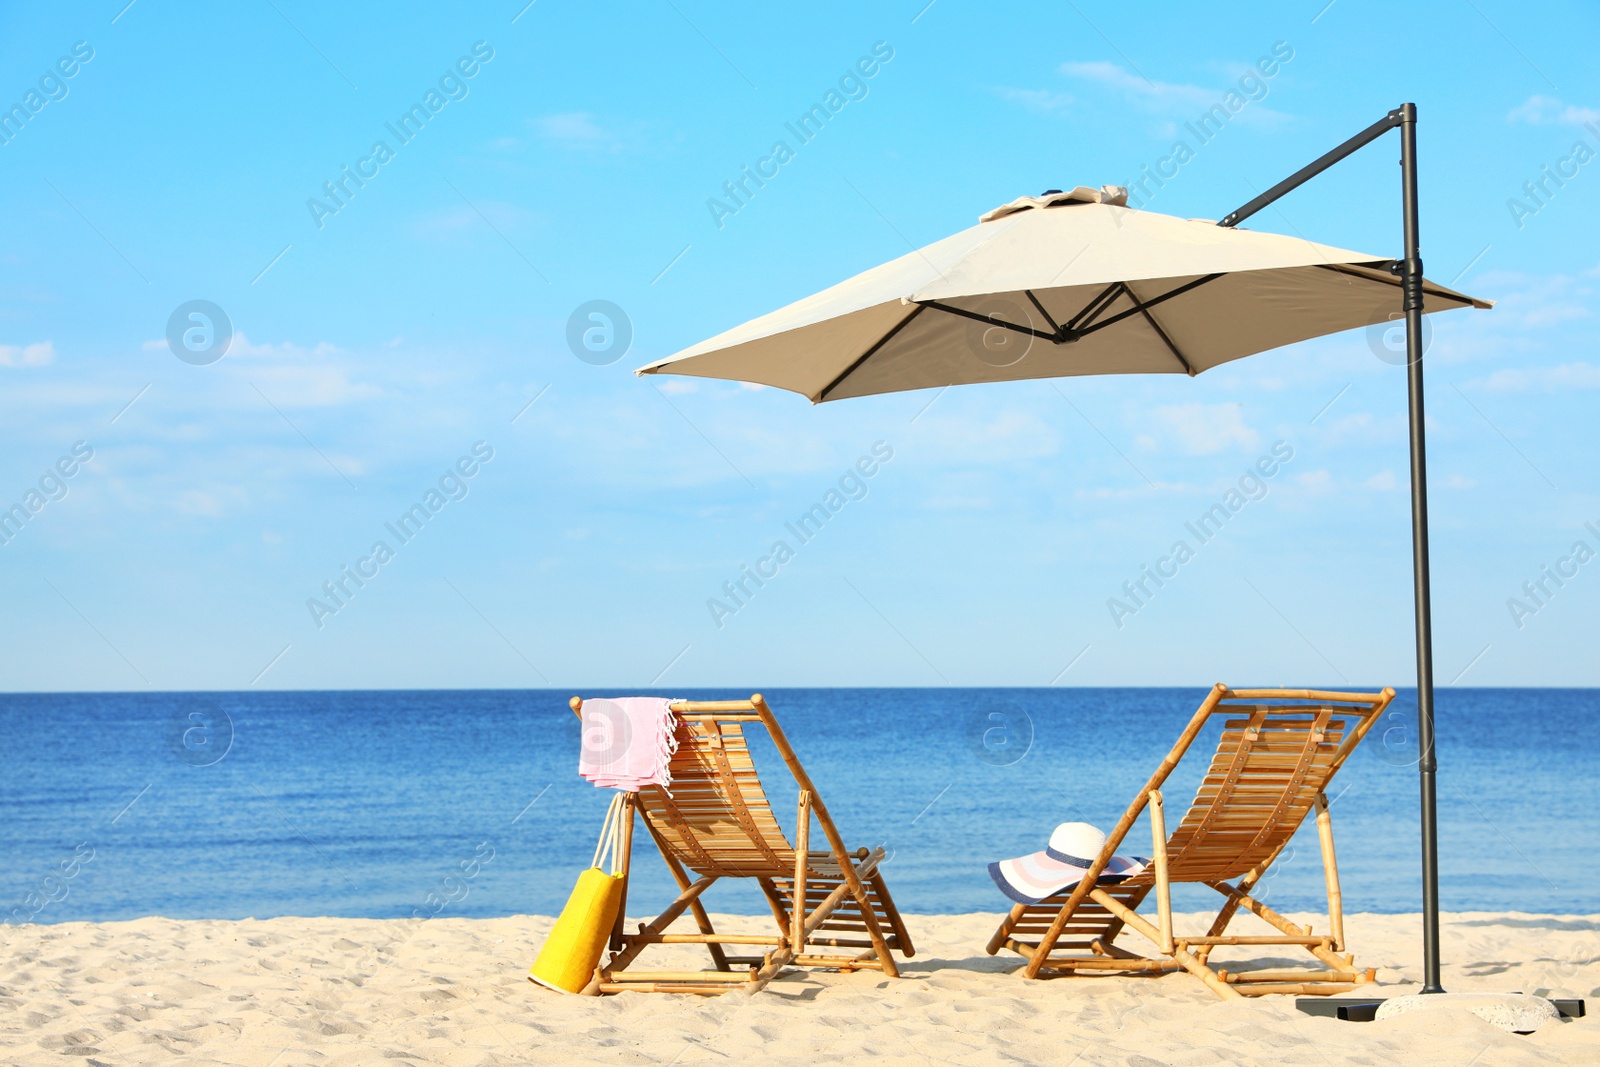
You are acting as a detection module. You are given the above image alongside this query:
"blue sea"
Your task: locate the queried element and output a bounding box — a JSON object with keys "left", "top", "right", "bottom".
{"left": 3, "top": 688, "right": 1596, "bottom": 926}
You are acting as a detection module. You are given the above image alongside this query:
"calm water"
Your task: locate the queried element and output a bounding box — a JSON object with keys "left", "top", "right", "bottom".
{"left": 2, "top": 688, "right": 1596, "bottom": 925}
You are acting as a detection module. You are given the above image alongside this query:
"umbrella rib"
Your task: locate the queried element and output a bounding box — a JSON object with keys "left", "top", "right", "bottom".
{"left": 1063, "top": 282, "right": 1126, "bottom": 335}
{"left": 1313, "top": 263, "right": 1479, "bottom": 304}
{"left": 1076, "top": 273, "right": 1225, "bottom": 337}
{"left": 1024, "top": 289, "right": 1063, "bottom": 336}
{"left": 1122, "top": 281, "right": 1196, "bottom": 376}
{"left": 816, "top": 303, "right": 927, "bottom": 402}
{"left": 908, "top": 274, "right": 1221, "bottom": 358}
{"left": 912, "top": 300, "right": 1060, "bottom": 342}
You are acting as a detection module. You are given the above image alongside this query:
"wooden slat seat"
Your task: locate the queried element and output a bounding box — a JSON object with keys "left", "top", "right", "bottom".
{"left": 986, "top": 684, "right": 1394, "bottom": 999}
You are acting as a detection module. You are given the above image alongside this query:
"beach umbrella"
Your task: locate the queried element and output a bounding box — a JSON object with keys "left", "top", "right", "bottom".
{"left": 639, "top": 105, "right": 1485, "bottom": 994}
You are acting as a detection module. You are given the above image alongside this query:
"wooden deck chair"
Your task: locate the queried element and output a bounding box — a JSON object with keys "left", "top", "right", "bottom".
{"left": 986, "top": 685, "right": 1394, "bottom": 999}
{"left": 567, "top": 694, "right": 914, "bottom": 995}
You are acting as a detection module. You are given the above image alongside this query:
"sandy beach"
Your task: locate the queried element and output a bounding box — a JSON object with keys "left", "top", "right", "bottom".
{"left": 3, "top": 909, "right": 1595, "bottom": 1066}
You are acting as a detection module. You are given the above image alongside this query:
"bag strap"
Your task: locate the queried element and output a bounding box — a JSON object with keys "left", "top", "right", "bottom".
{"left": 591, "top": 792, "right": 625, "bottom": 872}
{"left": 608, "top": 795, "right": 628, "bottom": 878}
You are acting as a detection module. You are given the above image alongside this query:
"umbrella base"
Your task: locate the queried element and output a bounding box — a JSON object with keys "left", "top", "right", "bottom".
{"left": 1296, "top": 992, "right": 1583, "bottom": 1029}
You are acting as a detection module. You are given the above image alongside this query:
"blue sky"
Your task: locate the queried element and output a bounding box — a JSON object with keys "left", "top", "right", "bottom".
{"left": 0, "top": 0, "right": 1596, "bottom": 691}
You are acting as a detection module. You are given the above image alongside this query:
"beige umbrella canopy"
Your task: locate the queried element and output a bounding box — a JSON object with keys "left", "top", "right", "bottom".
{"left": 637, "top": 185, "right": 1489, "bottom": 403}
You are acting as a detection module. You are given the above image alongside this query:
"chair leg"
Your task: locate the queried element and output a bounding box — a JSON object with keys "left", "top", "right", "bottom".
{"left": 1148, "top": 789, "right": 1174, "bottom": 955}
{"left": 843, "top": 850, "right": 900, "bottom": 978}
{"left": 608, "top": 793, "right": 636, "bottom": 953}
{"left": 751, "top": 941, "right": 798, "bottom": 991}
{"left": 1087, "top": 888, "right": 1242, "bottom": 1000}
{"left": 1315, "top": 792, "right": 1346, "bottom": 951}
{"left": 986, "top": 904, "right": 1027, "bottom": 955}
{"left": 792, "top": 791, "right": 811, "bottom": 953}
{"left": 757, "top": 878, "right": 794, "bottom": 938}
{"left": 1206, "top": 881, "right": 1357, "bottom": 975}
{"left": 869, "top": 868, "right": 914, "bottom": 958}
{"left": 688, "top": 905, "right": 731, "bottom": 971}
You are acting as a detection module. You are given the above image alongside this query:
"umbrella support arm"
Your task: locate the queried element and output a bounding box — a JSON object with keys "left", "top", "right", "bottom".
{"left": 1222, "top": 102, "right": 1443, "bottom": 995}
{"left": 1217, "top": 108, "right": 1405, "bottom": 229}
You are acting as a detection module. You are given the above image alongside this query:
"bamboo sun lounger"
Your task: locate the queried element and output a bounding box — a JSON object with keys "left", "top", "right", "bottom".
{"left": 567, "top": 694, "right": 914, "bottom": 995}
{"left": 986, "top": 684, "right": 1395, "bottom": 999}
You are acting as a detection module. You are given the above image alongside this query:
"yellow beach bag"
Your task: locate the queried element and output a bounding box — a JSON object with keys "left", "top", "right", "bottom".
{"left": 530, "top": 793, "right": 627, "bottom": 994}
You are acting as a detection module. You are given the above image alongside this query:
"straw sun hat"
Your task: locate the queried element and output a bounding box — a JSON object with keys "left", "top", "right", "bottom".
{"left": 988, "top": 822, "right": 1149, "bottom": 905}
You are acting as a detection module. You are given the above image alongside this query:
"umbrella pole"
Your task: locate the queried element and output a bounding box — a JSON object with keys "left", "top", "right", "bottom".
{"left": 1397, "top": 103, "right": 1444, "bottom": 995}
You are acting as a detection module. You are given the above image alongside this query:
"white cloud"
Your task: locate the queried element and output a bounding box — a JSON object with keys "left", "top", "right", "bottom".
{"left": 1314, "top": 410, "right": 1408, "bottom": 449}
{"left": 0, "top": 341, "right": 54, "bottom": 367}
{"left": 1058, "top": 61, "right": 1291, "bottom": 124}
{"left": 923, "top": 494, "right": 992, "bottom": 511}
{"left": 1474, "top": 361, "right": 1600, "bottom": 393}
{"left": 249, "top": 363, "right": 383, "bottom": 408}
{"left": 177, "top": 485, "right": 251, "bottom": 518}
{"left": 914, "top": 408, "right": 1060, "bottom": 465}
{"left": 1507, "top": 95, "right": 1600, "bottom": 127}
{"left": 993, "top": 86, "right": 1075, "bottom": 115}
{"left": 1153, "top": 401, "right": 1258, "bottom": 455}
{"left": 141, "top": 331, "right": 382, "bottom": 408}
{"left": 1365, "top": 470, "right": 1398, "bottom": 491}
{"left": 222, "top": 332, "right": 336, "bottom": 362}
{"left": 1432, "top": 267, "right": 1595, "bottom": 368}
{"left": 1061, "top": 61, "right": 1216, "bottom": 109}
{"left": 532, "top": 112, "right": 615, "bottom": 148}
{"left": 998, "top": 61, "right": 1292, "bottom": 128}
{"left": 177, "top": 490, "right": 227, "bottom": 517}
{"left": 1518, "top": 302, "right": 1592, "bottom": 329}
{"left": 1297, "top": 470, "right": 1333, "bottom": 493}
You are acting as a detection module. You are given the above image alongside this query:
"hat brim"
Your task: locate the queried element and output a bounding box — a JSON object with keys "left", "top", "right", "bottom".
{"left": 987, "top": 850, "right": 1149, "bottom": 906}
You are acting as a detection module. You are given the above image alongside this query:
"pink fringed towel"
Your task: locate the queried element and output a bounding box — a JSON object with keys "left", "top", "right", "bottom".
{"left": 578, "top": 697, "right": 680, "bottom": 791}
